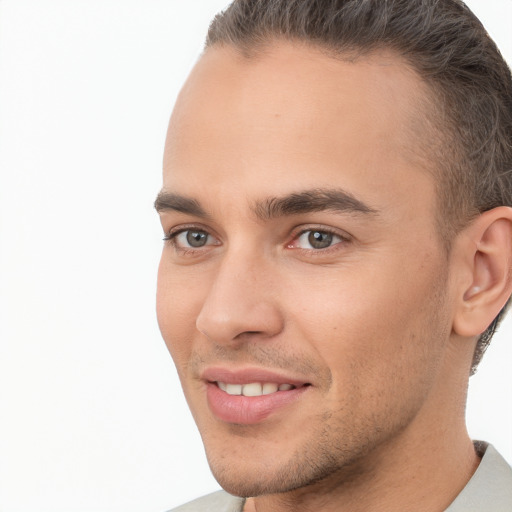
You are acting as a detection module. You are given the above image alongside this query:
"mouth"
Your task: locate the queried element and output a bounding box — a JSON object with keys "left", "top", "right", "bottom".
{"left": 202, "top": 368, "right": 312, "bottom": 424}
{"left": 216, "top": 381, "right": 301, "bottom": 396}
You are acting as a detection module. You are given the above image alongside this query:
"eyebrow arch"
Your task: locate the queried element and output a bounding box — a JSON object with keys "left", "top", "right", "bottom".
{"left": 154, "top": 191, "right": 209, "bottom": 217}
{"left": 253, "top": 188, "right": 378, "bottom": 220}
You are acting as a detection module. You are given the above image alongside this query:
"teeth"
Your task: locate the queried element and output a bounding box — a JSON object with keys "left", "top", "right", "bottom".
{"left": 262, "top": 383, "right": 279, "bottom": 395}
{"left": 242, "top": 383, "right": 262, "bottom": 396}
{"left": 225, "top": 383, "right": 242, "bottom": 395}
{"left": 217, "top": 382, "right": 296, "bottom": 396}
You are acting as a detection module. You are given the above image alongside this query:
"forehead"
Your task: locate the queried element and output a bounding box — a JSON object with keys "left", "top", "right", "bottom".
{"left": 163, "top": 43, "right": 436, "bottom": 219}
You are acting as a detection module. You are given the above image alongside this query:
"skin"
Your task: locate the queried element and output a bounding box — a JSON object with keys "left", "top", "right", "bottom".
{"left": 156, "top": 43, "right": 496, "bottom": 511}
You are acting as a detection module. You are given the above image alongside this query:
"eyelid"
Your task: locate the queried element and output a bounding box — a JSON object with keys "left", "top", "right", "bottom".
{"left": 288, "top": 224, "right": 351, "bottom": 241}
{"left": 163, "top": 224, "right": 221, "bottom": 250}
{"left": 163, "top": 222, "right": 215, "bottom": 240}
{"left": 162, "top": 222, "right": 351, "bottom": 253}
{"left": 287, "top": 225, "right": 351, "bottom": 251}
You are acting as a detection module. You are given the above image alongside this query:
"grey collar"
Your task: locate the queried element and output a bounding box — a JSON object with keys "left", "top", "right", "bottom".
{"left": 445, "top": 442, "right": 512, "bottom": 512}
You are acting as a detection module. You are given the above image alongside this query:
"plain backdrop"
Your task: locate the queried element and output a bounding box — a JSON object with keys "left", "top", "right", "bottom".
{"left": 0, "top": 1, "right": 511, "bottom": 511}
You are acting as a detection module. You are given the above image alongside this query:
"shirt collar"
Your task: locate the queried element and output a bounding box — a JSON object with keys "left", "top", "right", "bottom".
{"left": 446, "top": 442, "right": 512, "bottom": 511}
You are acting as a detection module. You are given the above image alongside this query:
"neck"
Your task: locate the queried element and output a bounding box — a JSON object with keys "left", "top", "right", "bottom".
{"left": 244, "top": 346, "right": 480, "bottom": 512}
{"left": 244, "top": 428, "right": 479, "bottom": 512}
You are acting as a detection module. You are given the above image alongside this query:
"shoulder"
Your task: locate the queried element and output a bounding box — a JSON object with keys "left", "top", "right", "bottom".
{"left": 167, "top": 490, "right": 245, "bottom": 512}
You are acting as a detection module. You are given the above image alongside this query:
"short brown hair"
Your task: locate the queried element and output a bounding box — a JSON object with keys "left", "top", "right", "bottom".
{"left": 205, "top": 0, "right": 512, "bottom": 373}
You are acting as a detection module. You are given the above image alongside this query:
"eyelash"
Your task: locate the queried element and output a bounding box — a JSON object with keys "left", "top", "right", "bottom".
{"left": 288, "top": 226, "right": 349, "bottom": 253}
{"left": 163, "top": 225, "right": 216, "bottom": 251}
{"left": 163, "top": 225, "right": 350, "bottom": 254}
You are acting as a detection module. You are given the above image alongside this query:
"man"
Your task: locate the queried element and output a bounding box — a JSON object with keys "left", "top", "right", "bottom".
{"left": 155, "top": 0, "right": 512, "bottom": 510}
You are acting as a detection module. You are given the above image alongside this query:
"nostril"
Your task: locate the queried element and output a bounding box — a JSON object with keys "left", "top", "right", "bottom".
{"left": 234, "top": 330, "right": 262, "bottom": 338}
{"left": 196, "top": 295, "right": 285, "bottom": 345}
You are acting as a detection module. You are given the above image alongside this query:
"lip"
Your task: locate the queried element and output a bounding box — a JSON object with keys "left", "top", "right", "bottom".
{"left": 202, "top": 367, "right": 310, "bottom": 387}
{"left": 202, "top": 367, "right": 311, "bottom": 425}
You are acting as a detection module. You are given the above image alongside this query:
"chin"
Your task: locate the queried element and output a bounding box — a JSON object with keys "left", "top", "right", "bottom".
{"left": 205, "top": 442, "right": 356, "bottom": 498}
{"left": 208, "top": 465, "right": 306, "bottom": 498}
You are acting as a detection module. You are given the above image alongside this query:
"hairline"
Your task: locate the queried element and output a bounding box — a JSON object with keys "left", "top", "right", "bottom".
{"left": 204, "top": 37, "right": 474, "bottom": 252}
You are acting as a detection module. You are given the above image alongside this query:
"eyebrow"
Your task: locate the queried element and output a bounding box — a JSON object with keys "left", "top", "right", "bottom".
{"left": 253, "top": 188, "right": 378, "bottom": 220}
{"left": 154, "top": 187, "right": 378, "bottom": 219}
{"left": 154, "top": 191, "right": 209, "bottom": 217}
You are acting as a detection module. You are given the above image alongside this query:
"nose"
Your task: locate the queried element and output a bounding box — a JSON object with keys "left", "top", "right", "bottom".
{"left": 195, "top": 253, "right": 284, "bottom": 346}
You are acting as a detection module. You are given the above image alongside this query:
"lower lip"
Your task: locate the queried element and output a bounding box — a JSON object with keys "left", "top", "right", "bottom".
{"left": 206, "top": 382, "right": 309, "bottom": 425}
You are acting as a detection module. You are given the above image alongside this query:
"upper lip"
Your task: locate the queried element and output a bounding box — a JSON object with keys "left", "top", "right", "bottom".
{"left": 201, "top": 366, "right": 311, "bottom": 387}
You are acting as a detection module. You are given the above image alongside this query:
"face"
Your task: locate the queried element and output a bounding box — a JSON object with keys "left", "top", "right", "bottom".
{"left": 156, "top": 44, "right": 456, "bottom": 497}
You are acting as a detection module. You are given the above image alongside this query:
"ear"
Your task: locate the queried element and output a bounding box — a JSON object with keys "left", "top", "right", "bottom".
{"left": 452, "top": 207, "right": 512, "bottom": 337}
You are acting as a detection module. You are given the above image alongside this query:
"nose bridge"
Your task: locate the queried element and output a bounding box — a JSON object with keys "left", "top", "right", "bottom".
{"left": 195, "top": 246, "right": 283, "bottom": 344}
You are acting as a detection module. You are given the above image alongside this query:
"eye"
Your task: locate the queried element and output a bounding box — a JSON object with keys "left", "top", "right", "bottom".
{"left": 166, "top": 228, "right": 219, "bottom": 250}
{"left": 289, "top": 229, "right": 345, "bottom": 250}
{"left": 179, "top": 230, "right": 209, "bottom": 248}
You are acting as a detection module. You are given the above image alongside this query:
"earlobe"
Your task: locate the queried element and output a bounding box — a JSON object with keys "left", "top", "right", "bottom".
{"left": 453, "top": 207, "right": 512, "bottom": 338}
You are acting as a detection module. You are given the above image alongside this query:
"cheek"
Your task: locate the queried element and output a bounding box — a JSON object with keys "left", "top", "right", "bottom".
{"left": 289, "top": 255, "right": 449, "bottom": 390}
{"left": 156, "top": 255, "right": 201, "bottom": 365}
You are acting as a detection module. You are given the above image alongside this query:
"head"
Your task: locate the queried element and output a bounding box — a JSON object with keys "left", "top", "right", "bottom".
{"left": 156, "top": 0, "right": 512, "bottom": 501}
{"left": 204, "top": 0, "right": 512, "bottom": 373}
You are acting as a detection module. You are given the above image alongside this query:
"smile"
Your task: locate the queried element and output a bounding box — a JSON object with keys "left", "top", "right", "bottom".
{"left": 201, "top": 367, "right": 312, "bottom": 424}
{"left": 216, "top": 382, "right": 296, "bottom": 396}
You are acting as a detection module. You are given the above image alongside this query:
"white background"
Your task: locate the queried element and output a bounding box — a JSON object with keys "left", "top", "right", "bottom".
{"left": 0, "top": 1, "right": 511, "bottom": 511}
